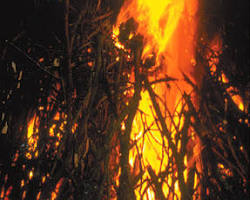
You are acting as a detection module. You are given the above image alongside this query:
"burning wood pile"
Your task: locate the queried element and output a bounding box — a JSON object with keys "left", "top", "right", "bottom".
{"left": 0, "top": 0, "right": 249, "bottom": 199}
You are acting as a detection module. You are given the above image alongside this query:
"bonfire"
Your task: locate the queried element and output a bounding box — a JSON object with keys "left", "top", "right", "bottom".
{"left": 0, "top": 0, "right": 248, "bottom": 199}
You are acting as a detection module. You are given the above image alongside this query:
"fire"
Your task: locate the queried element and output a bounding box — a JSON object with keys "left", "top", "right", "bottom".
{"left": 21, "top": 179, "right": 25, "bottom": 187}
{"left": 26, "top": 114, "right": 39, "bottom": 159}
{"left": 115, "top": 0, "right": 199, "bottom": 121}
{"left": 114, "top": 0, "right": 200, "bottom": 199}
{"left": 28, "top": 170, "right": 34, "bottom": 180}
{"left": 217, "top": 163, "right": 233, "bottom": 178}
{"left": 51, "top": 178, "right": 64, "bottom": 200}
{"left": 115, "top": 0, "right": 189, "bottom": 64}
{"left": 208, "top": 35, "right": 244, "bottom": 112}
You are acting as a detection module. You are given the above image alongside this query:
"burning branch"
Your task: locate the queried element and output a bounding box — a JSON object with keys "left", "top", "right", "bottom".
{"left": 0, "top": 0, "right": 248, "bottom": 200}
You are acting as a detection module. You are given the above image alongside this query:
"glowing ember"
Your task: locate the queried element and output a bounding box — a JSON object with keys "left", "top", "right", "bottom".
{"left": 114, "top": 0, "right": 200, "bottom": 199}
{"left": 21, "top": 179, "right": 25, "bottom": 187}
{"left": 51, "top": 178, "right": 64, "bottom": 200}
{"left": 0, "top": 184, "right": 12, "bottom": 200}
{"left": 29, "top": 169, "right": 34, "bottom": 180}
{"left": 217, "top": 163, "right": 233, "bottom": 178}
{"left": 0, "top": 187, "right": 4, "bottom": 199}
{"left": 36, "top": 191, "right": 41, "bottom": 200}
{"left": 208, "top": 35, "right": 245, "bottom": 112}
{"left": 22, "top": 190, "right": 27, "bottom": 199}
{"left": 26, "top": 114, "right": 39, "bottom": 159}
{"left": 42, "top": 176, "right": 46, "bottom": 184}
{"left": 54, "top": 112, "right": 60, "bottom": 121}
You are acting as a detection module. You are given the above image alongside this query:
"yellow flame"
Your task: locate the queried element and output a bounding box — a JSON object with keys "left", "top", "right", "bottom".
{"left": 115, "top": 0, "right": 200, "bottom": 199}
{"left": 26, "top": 114, "right": 39, "bottom": 159}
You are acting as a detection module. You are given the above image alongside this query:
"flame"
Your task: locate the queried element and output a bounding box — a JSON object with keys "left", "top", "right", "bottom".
{"left": 115, "top": 0, "right": 199, "bottom": 114}
{"left": 26, "top": 114, "right": 39, "bottom": 159}
{"left": 115, "top": 0, "right": 200, "bottom": 199}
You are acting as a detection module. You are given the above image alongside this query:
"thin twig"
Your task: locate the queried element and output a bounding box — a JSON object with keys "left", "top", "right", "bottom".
{"left": 6, "top": 40, "right": 60, "bottom": 80}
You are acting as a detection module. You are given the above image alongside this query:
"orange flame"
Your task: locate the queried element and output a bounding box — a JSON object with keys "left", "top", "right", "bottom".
{"left": 114, "top": 0, "right": 200, "bottom": 199}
